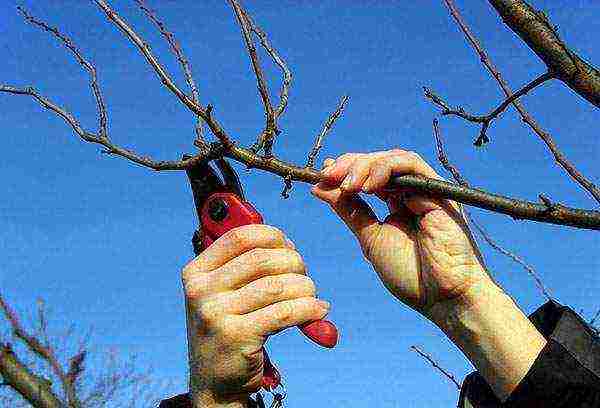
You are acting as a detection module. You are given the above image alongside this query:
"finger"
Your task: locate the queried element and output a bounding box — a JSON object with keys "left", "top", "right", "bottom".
{"left": 311, "top": 183, "right": 380, "bottom": 249}
{"left": 323, "top": 157, "right": 336, "bottom": 168}
{"left": 320, "top": 151, "right": 404, "bottom": 185}
{"left": 363, "top": 152, "right": 441, "bottom": 193}
{"left": 340, "top": 158, "right": 373, "bottom": 194}
{"left": 319, "top": 152, "right": 362, "bottom": 181}
{"left": 404, "top": 194, "right": 462, "bottom": 219}
{"left": 205, "top": 274, "right": 316, "bottom": 316}
{"left": 182, "top": 224, "right": 292, "bottom": 281}
{"left": 243, "top": 297, "right": 330, "bottom": 337}
{"left": 208, "top": 248, "right": 306, "bottom": 293}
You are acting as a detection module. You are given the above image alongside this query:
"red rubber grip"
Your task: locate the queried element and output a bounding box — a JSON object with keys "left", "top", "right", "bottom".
{"left": 200, "top": 192, "right": 338, "bottom": 389}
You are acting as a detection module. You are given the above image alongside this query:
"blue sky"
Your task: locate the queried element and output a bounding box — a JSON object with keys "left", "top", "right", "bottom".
{"left": 1, "top": 1, "right": 599, "bottom": 406}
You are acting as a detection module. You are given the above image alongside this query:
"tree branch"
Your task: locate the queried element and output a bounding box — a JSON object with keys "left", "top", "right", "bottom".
{"left": 433, "top": 119, "right": 552, "bottom": 299}
{"left": 425, "top": 71, "right": 554, "bottom": 146}
{"left": 92, "top": 0, "right": 234, "bottom": 149}
{"left": 237, "top": 6, "right": 292, "bottom": 120}
{"left": 411, "top": 345, "right": 461, "bottom": 390}
{"left": 487, "top": 0, "right": 600, "bottom": 108}
{"left": 134, "top": 0, "right": 206, "bottom": 146}
{"left": 0, "top": 343, "right": 62, "bottom": 408}
{"left": 0, "top": 295, "right": 81, "bottom": 406}
{"left": 306, "top": 95, "right": 349, "bottom": 168}
{"left": 17, "top": 6, "right": 108, "bottom": 139}
{"left": 4, "top": 3, "right": 600, "bottom": 232}
{"left": 440, "top": 0, "right": 600, "bottom": 205}
{"left": 0, "top": 85, "right": 205, "bottom": 171}
{"left": 229, "top": 0, "right": 278, "bottom": 156}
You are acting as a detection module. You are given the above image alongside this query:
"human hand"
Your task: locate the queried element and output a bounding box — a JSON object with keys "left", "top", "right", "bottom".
{"left": 182, "top": 224, "right": 330, "bottom": 407}
{"left": 311, "top": 149, "right": 491, "bottom": 320}
{"left": 311, "top": 149, "right": 546, "bottom": 401}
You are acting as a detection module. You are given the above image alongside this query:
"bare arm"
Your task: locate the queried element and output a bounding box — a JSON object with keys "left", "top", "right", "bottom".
{"left": 312, "top": 149, "right": 545, "bottom": 401}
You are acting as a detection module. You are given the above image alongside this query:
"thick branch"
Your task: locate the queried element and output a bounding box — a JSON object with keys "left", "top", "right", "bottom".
{"left": 225, "top": 144, "right": 600, "bottom": 230}
{"left": 441, "top": 0, "right": 600, "bottom": 205}
{"left": 487, "top": 0, "right": 600, "bottom": 108}
{"left": 0, "top": 344, "right": 62, "bottom": 408}
{"left": 6, "top": 2, "right": 600, "bottom": 232}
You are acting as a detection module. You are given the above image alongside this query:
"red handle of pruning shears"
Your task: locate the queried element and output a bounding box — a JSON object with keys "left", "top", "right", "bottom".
{"left": 186, "top": 157, "right": 339, "bottom": 392}
{"left": 199, "top": 192, "right": 339, "bottom": 350}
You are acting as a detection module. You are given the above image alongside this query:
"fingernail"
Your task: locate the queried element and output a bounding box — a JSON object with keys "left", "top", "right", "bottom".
{"left": 317, "top": 300, "right": 331, "bottom": 311}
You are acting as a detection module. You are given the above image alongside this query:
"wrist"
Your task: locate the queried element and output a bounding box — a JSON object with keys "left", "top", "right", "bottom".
{"left": 190, "top": 388, "right": 249, "bottom": 408}
{"left": 429, "top": 278, "right": 546, "bottom": 401}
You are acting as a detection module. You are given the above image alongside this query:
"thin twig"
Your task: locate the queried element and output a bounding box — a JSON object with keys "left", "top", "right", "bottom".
{"left": 281, "top": 173, "right": 293, "bottom": 199}
{"left": 17, "top": 6, "right": 108, "bottom": 139}
{"left": 229, "top": 0, "right": 277, "bottom": 155}
{"left": 92, "top": 0, "right": 234, "bottom": 148}
{"left": 425, "top": 71, "right": 554, "bottom": 146}
{"left": 468, "top": 215, "right": 552, "bottom": 300}
{"left": 432, "top": 120, "right": 552, "bottom": 300}
{"left": 440, "top": 0, "right": 600, "bottom": 205}
{"left": 238, "top": 7, "right": 292, "bottom": 120}
{"left": 306, "top": 95, "right": 349, "bottom": 168}
{"left": 432, "top": 119, "right": 468, "bottom": 186}
{"left": 134, "top": 0, "right": 206, "bottom": 145}
{"left": 0, "top": 85, "right": 204, "bottom": 171}
{"left": 590, "top": 308, "right": 600, "bottom": 326}
{"left": 0, "top": 295, "right": 80, "bottom": 406}
{"left": 5, "top": 3, "right": 600, "bottom": 231}
{"left": 411, "top": 345, "right": 461, "bottom": 390}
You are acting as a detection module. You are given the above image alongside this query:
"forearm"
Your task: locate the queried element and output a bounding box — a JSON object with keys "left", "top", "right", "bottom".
{"left": 430, "top": 279, "right": 547, "bottom": 402}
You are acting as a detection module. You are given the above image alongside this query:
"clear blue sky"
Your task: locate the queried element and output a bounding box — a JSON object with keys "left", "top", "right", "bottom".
{"left": 1, "top": 1, "right": 599, "bottom": 406}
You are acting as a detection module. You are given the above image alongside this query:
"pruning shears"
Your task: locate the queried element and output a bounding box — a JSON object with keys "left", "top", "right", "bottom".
{"left": 185, "top": 157, "right": 339, "bottom": 391}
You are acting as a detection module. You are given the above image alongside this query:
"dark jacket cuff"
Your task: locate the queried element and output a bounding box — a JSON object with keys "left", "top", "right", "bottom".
{"left": 458, "top": 299, "right": 600, "bottom": 407}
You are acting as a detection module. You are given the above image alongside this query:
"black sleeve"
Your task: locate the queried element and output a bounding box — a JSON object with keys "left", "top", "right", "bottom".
{"left": 458, "top": 299, "right": 600, "bottom": 408}
{"left": 157, "top": 393, "right": 262, "bottom": 408}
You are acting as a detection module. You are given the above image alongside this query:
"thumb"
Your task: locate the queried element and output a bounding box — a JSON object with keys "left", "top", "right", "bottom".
{"left": 311, "top": 182, "right": 380, "bottom": 249}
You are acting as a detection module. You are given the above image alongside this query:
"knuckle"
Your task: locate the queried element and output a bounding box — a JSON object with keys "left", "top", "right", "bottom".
{"left": 285, "top": 250, "right": 306, "bottom": 274}
{"left": 259, "top": 276, "right": 285, "bottom": 296}
{"left": 198, "top": 300, "right": 222, "bottom": 322}
{"left": 183, "top": 274, "right": 210, "bottom": 300}
{"left": 407, "top": 151, "right": 422, "bottom": 162}
{"left": 338, "top": 153, "right": 354, "bottom": 161}
{"left": 245, "top": 248, "right": 271, "bottom": 268}
{"left": 389, "top": 148, "right": 406, "bottom": 155}
{"left": 298, "top": 275, "right": 317, "bottom": 296}
{"left": 181, "top": 263, "right": 196, "bottom": 283}
{"left": 272, "top": 302, "right": 294, "bottom": 324}
{"left": 221, "top": 226, "right": 250, "bottom": 249}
